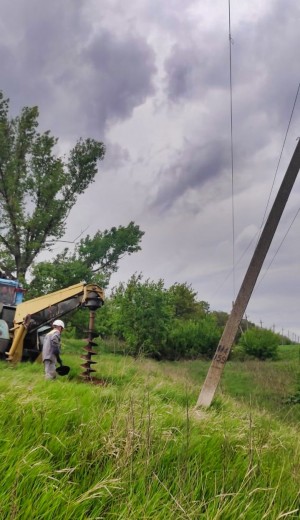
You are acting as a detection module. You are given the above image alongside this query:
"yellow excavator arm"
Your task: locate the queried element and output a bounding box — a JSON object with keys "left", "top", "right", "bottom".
{"left": 6, "top": 282, "right": 104, "bottom": 363}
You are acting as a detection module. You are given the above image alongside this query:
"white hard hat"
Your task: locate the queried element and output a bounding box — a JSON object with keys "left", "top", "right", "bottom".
{"left": 52, "top": 319, "right": 65, "bottom": 329}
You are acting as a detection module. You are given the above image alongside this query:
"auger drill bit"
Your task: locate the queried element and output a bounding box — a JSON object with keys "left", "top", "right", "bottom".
{"left": 80, "top": 309, "right": 98, "bottom": 380}
{"left": 80, "top": 290, "right": 103, "bottom": 381}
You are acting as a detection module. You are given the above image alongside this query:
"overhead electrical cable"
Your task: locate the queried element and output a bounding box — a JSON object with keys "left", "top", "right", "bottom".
{"left": 210, "top": 227, "right": 260, "bottom": 299}
{"left": 209, "top": 2, "right": 299, "bottom": 305}
{"left": 211, "top": 79, "right": 300, "bottom": 301}
{"left": 228, "top": 0, "right": 236, "bottom": 301}
{"left": 258, "top": 82, "right": 300, "bottom": 236}
{"left": 254, "top": 81, "right": 300, "bottom": 286}
{"left": 257, "top": 205, "right": 300, "bottom": 288}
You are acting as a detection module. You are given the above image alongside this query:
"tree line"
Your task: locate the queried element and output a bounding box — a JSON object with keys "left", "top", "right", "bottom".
{"left": 68, "top": 274, "right": 282, "bottom": 362}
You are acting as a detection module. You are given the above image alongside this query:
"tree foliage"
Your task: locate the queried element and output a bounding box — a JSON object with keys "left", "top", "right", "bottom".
{"left": 97, "top": 275, "right": 219, "bottom": 360}
{"left": 28, "top": 222, "right": 144, "bottom": 297}
{"left": 0, "top": 92, "right": 105, "bottom": 280}
{"left": 110, "top": 274, "right": 173, "bottom": 357}
{"left": 168, "top": 282, "right": 198, "bottom": 319}
{"left": 166, "top": 283, "right": 211, "bottom": 320}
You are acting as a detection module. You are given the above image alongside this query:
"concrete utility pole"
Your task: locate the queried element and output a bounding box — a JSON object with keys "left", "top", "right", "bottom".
{"left": 196, "top": 139, "right": 300, "bottom": 408}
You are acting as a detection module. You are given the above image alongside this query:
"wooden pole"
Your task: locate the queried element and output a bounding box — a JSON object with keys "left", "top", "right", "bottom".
{"left": 196, "top": 140, "right": 300, "bottom": 408}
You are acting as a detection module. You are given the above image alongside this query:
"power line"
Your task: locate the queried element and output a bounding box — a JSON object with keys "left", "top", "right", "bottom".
{"left": 254, "top": 82, "right": 300, "bottom": 286}
{"left": 212, "top": 81, "right": 300, "bottom": 298}
{"left": 209, "top": 6, "right": 299, "bottom": 305}
{"left": 257, "top": 204, "right": 300, "bottom": 288}
{"left": 258, "top": 82, "right": 300, "bottom": 235}
{"left": 210, "top": 227, "right": 260, "bottom": 299}
{"left": 228, "top": 0, "right": 236, "bottom": 301}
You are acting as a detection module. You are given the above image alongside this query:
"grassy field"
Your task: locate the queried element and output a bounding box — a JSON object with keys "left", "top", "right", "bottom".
{"left": 1, "top": 340, "right": 300, "bottom": 519}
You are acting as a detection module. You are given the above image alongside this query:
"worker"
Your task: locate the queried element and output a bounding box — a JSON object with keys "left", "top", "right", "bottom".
{"left": 42, "top": 319, "right": 65, "bottom": 380}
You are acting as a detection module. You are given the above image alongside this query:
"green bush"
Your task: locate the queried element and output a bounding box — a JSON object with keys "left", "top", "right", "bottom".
{"left": 110, "top": 274, "right": 173, "bottom": 357}
{"left": 163, "top": 316, "right": 220, "bottom": 360}
{"left": 230, "top": 344, "right": 247, "bottom": 361}
{"left": 238, "top": 328, "right": 279, "bottom": 360}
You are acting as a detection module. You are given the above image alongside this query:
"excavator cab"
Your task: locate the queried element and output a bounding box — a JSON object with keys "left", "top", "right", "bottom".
{"left": 0, "top": 278, "right": 25, "bottom": 356}
{"left": 0, "top": 277, "right": 24, "bottom": 306}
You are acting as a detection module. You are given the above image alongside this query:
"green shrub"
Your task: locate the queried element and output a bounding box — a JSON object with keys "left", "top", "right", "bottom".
{"left": 230, "top": 344, "right": 247, "bottom": 361}
{"left": 238, "top": 327, "right": 279, "bottom": 360}
{"left": 163, "top": 316, "right": 220, "bottom": 360}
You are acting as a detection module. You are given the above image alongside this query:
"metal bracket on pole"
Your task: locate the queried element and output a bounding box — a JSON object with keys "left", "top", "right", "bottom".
{"left": 196, "top": 140, "right": 300, "bottom": 408}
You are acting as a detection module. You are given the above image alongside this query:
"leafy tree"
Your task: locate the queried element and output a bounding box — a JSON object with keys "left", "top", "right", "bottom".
{"left": 168, "top": 282, "right": 198, "bottom": 319}
{"left": 111, "top": 274, "right": 174, "bottom": 357}
{"left": 212, "top": 310, "right": 229, "bottom": 329}
{"left": 28, "top": 222, "right": 144, "bottom": 297}
{"left": 196, "top": 300, "right": 211, "bottom": 317}
{"left": 238, "top": 328, "right": 279, "bottom": 360}
{"left": 168, "top": 283, "right": 211, "bottom": 321}
{"left": 0, "top": 92, "right": 105, "bottom": 280}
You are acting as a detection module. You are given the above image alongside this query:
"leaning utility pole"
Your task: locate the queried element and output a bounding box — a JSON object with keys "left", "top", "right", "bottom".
{"left": 196, "top": 139, "right": 300, "bottom": 408}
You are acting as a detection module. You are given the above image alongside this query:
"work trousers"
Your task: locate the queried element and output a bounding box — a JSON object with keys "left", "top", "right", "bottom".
{"left": 44, "top": 359, "right": 57, "bottom": 380}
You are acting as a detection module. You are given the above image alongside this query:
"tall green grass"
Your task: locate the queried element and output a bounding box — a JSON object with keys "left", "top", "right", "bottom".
{"left": 0, "top": 342, "right": 300, "bottom": 518}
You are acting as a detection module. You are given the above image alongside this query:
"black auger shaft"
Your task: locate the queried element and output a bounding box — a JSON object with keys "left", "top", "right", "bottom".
{"left": 80, "top": 310, "right": 98, "bottom": 380}
{"left": 80, "top": 290, "right": 103, "bottom": 381}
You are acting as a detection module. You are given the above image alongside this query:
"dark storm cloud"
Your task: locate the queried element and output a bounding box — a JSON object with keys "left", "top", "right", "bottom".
{"left": 0, "top": 0, "right": 85, "bottom": 109}
{"left": 159, "top": 0, "right": 300, "bottom": 214}
{"left": 230, "top": 0, "right": 300, "bottom": 132}
{"left": 77, "top": 30, "right": 156, "bottom": 135}
{"left": 164, "top": 41, "right": 228, "bottom": 102}
{"left": 142, "top": 0, "right": 198, "bottom": 35}
{"left": 164, "top": 0, "right": 300, "bottom": 125}
{"left": 0, "top": 0, "right": 156, "bottom": 138}
{"left": 150, "top": 140, "right": 230, "bottom": 213}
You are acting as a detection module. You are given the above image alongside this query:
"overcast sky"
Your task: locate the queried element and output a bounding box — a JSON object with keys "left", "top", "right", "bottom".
{"left": 1, "top": 0, "right": 300, "bottom": 339}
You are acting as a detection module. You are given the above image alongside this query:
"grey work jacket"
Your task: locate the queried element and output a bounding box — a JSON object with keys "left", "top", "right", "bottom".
{"left": 42, "top": 329, "right": 61, "bottom": 362}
